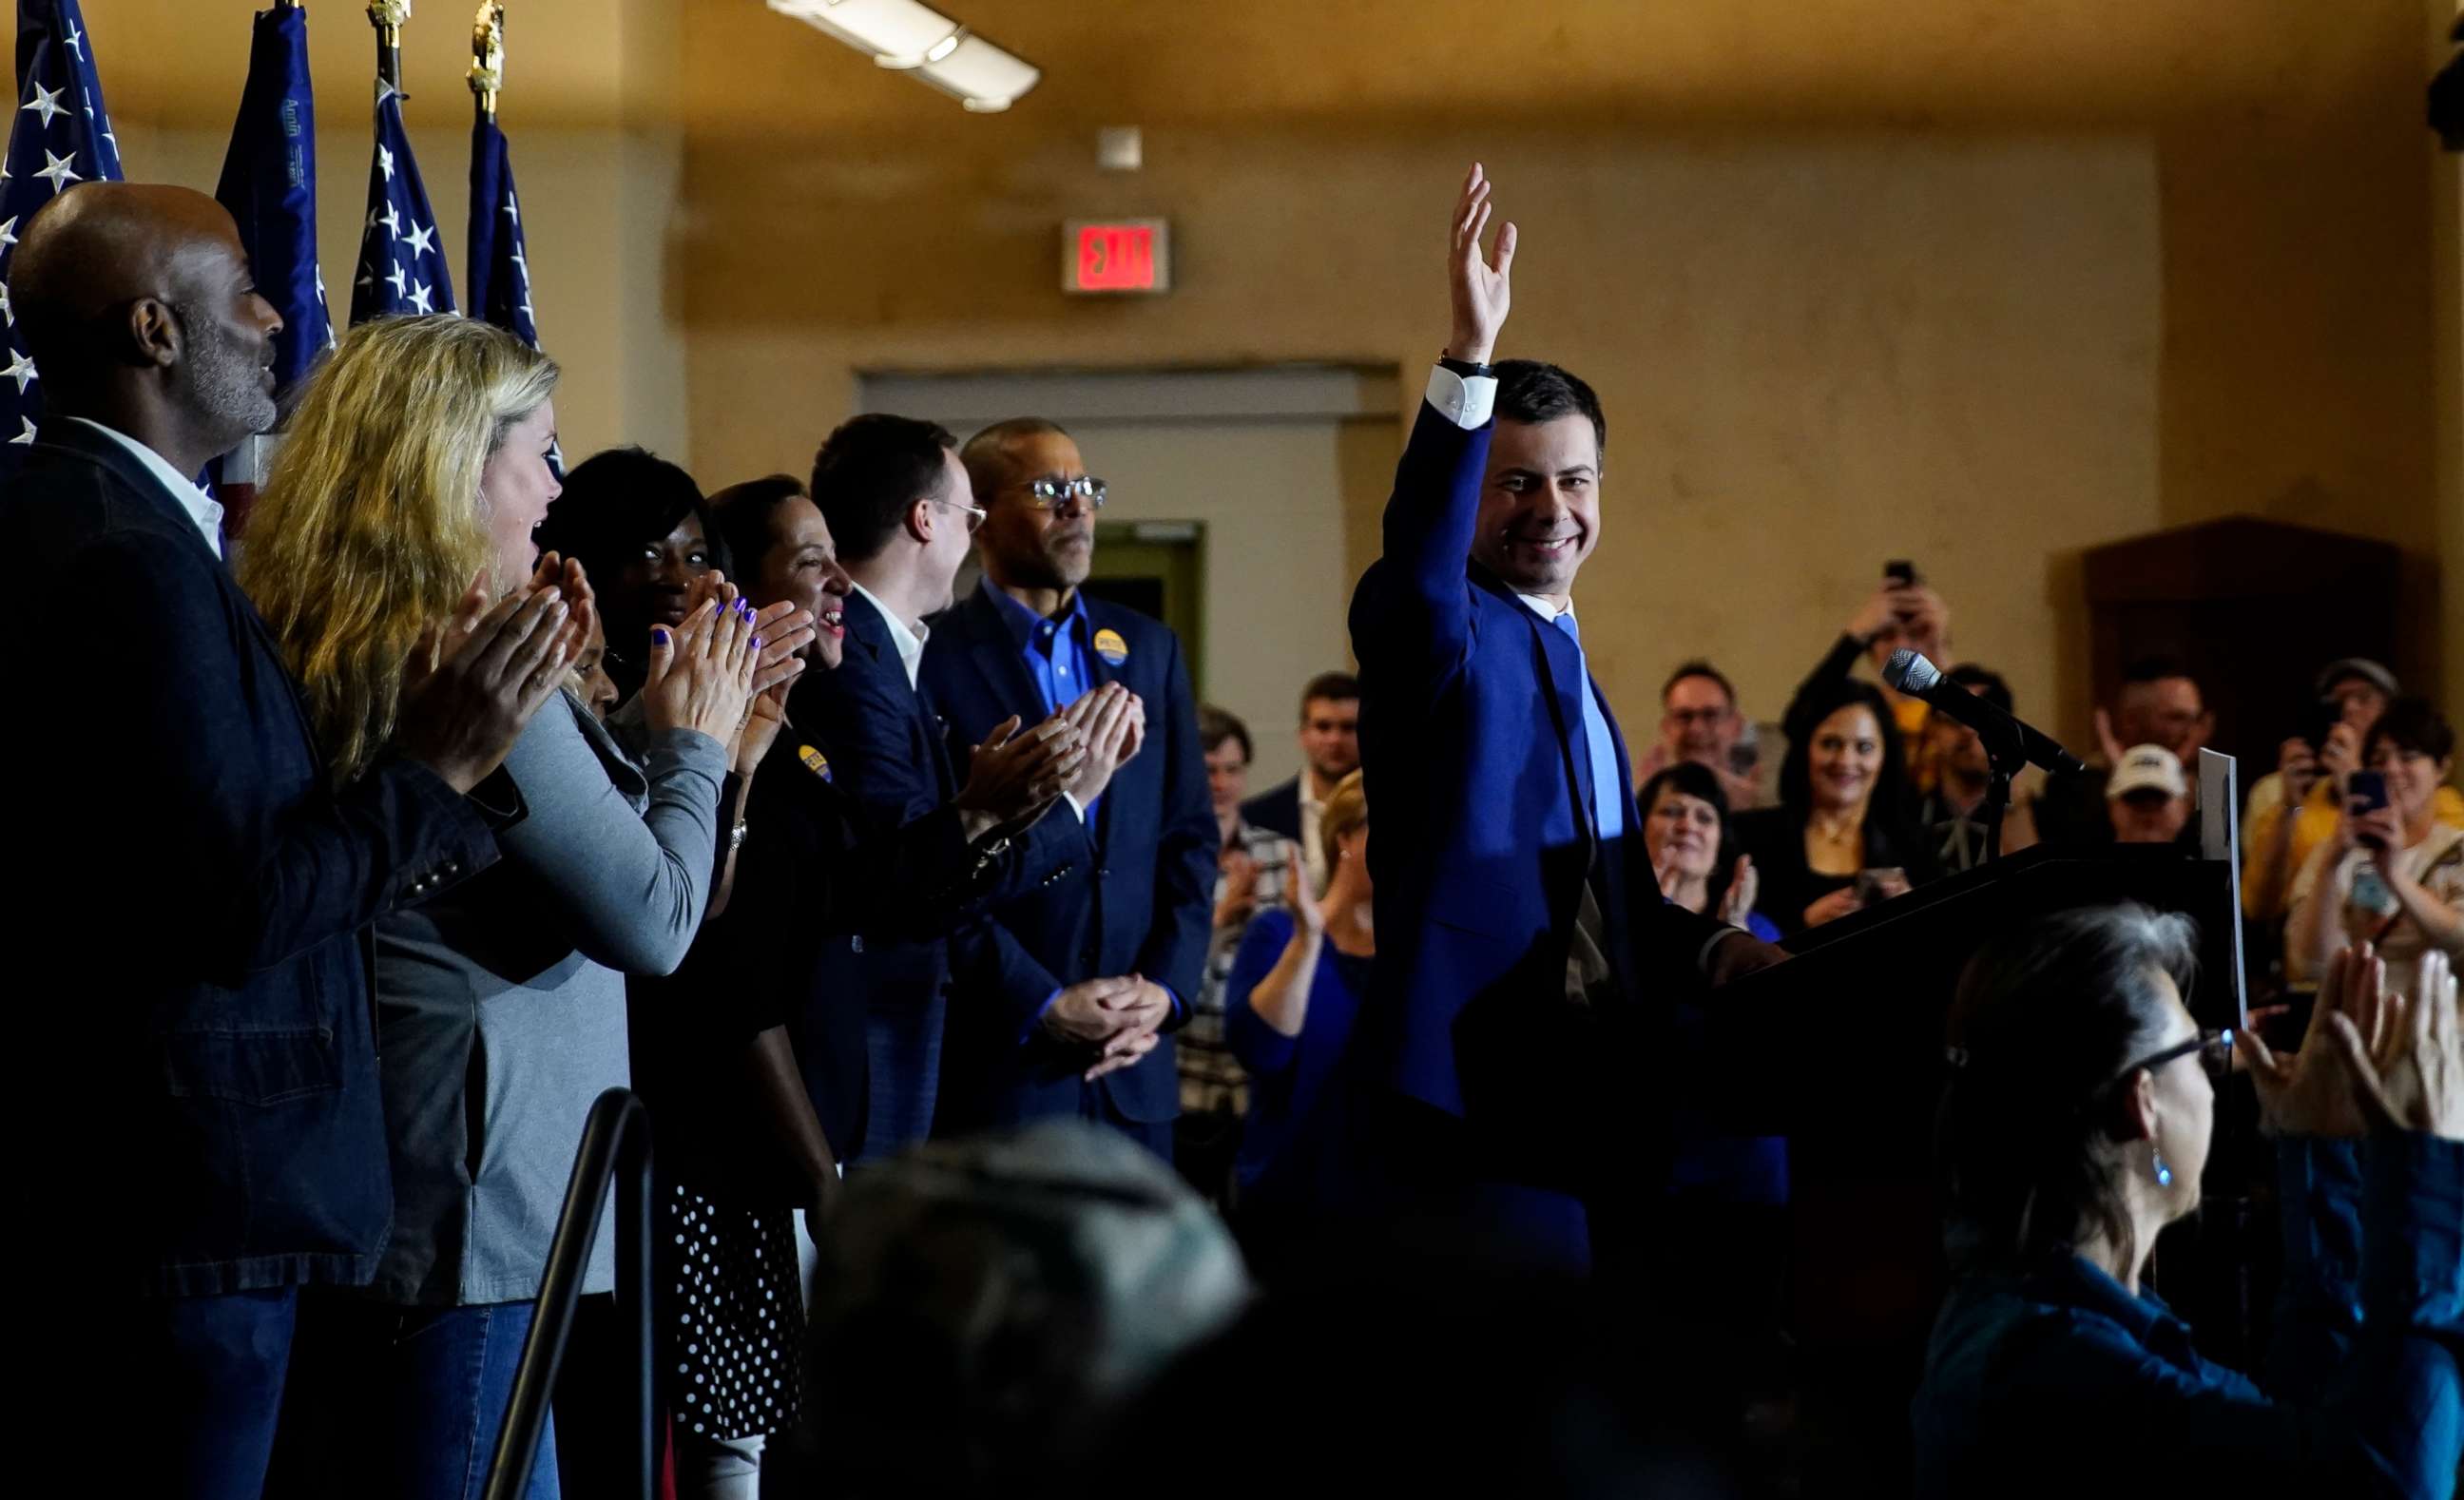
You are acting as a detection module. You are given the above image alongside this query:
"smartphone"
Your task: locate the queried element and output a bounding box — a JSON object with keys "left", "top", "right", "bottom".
{"left": 1882, "top": 560, "right": 1917, "bottom": 590}
{"left": 2296, "top": 695, "right": 2342, "bottom": 755}
{"left": 2347, "top": 770, "right": 2389, "bottom": 816}
{"left": 1854, "top": 867, "right": 1906, "bottom": 906}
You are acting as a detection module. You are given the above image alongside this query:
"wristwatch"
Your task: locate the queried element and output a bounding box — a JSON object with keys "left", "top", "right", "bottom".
{"left": 1437, "top": 354, "right": 1494, "bottom": 379}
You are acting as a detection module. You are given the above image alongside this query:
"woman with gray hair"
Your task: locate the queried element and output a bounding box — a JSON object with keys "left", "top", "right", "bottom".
{"left": 1915, "top": 906, "right": 2464, "bottom": 1496}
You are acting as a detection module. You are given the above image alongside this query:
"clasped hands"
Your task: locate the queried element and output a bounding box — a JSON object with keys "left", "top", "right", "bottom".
{"left": 1042, "top": 973, "right": 1174, "bottom": 1082}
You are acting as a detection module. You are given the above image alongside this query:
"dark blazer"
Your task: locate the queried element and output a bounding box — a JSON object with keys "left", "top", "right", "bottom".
{"left": 1730, "top": 805, "right": 1939, "bottom": 939}
{"left": 5, "top": 421, "right": 497, "bottom": 1296}
{"left": 1347, "top": 401, "right": 1729, "bottom": 1130}
{"left": 795, "top": 588, "right": 1088, "bottom": 1158}
{"left": 1241, "top": 778, "right": 1303, "bottom": 843}
{"left": 919, "top": 586, "right": 1218, "bottom": 1129}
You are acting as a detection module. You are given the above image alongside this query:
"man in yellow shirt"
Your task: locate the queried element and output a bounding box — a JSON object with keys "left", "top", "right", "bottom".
{"left": 2241, "top": 658, "right": 2464, "bottom": 920}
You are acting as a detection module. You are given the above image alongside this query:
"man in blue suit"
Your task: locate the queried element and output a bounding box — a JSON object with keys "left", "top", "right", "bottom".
{"left": 921, "top": 420, "right": 1219, "bottom": 1161}
{"left": 1347, "top": 165, "right": 1782, "bottom": 1272}
{"left": 4, "top": 184, "right": 570, "bottom": 1498}
{"left": 803, "top": 415, "right": 1143, "bottom": 1163}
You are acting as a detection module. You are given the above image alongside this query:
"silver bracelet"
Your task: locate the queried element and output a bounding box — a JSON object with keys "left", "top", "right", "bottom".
{"left": 729, "top": 820, "right": 749, "bottom": 851}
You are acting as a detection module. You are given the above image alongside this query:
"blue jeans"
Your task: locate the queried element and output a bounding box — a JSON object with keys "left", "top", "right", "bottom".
{"left": 386, "top": 1301, "right": 561, "bottom": 1500}
{"left": 118, "top": 1287, "right": 298, "bottom": 1500}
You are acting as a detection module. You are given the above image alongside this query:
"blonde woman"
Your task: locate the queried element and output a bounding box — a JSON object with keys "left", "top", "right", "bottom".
{"left": 239, "top": 316, "right": 767, "bottom": 1500}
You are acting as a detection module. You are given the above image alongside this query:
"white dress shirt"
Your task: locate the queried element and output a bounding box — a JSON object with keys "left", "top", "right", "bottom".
{"left": 1424, "top": 364, "right": 1498, "bottom": 431}
{"left": 67, "top": 417, "right": 226, "bottom": 559}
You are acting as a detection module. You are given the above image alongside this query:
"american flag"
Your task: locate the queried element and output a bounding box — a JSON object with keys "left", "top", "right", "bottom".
{"left": 0, "top": 0, "right": 124, "bottom": 458}
{"left": 468, "top": 113, "right": 536, "bottom": 349}
{"left": 350, "top": 78, "right": 453, "bottom": 321}
{"left": 215, "top": 2, "right": 333, "bottom": 393}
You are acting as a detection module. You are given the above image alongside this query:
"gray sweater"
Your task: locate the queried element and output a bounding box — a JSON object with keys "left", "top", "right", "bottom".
{"left": 369, "top": 693, "right": 726, "bottom": 1305}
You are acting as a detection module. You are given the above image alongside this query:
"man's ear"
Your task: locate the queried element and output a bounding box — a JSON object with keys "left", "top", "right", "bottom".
{"left": 126, "top": 296, "right": 180, "bottom": 371}
{"left": 903, "top": 496, "right": 934, "bottom": 546}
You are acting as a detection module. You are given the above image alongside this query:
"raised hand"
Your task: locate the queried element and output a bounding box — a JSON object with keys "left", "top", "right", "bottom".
{"left": 2334, "top": 949, "right": 2464, "bottom": 1141}
{"left": 1447, "top": 163, "right": 1516, "bottom": 365}
{"left": 642, "top": 595, "right": 759, "bottom": 743}
{"left": 954, "top": 714, "right": 1088, "bottom": 834}
{"left": 735, "top": 680, "right": 793, "bottom": 778}
{"left": 1215, "top": 849, "right": 1261, "bottom": 931}
{"left": 1284, "top": 839, "right": 1325, "bottom": 940}
{"left": 396, "top": 580, "right": 578, "bottom": 793}
{"left": 746, "top": 600, "right": 816, "bottom": 699}
{"left": 2243, "top": 944, "right": 2386, "bottom": 1139}
{"left": 1720, "top": 855, "right": 1761, "bottom": 930}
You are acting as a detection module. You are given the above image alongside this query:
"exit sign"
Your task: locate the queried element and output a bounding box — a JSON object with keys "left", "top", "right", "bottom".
{"left": 1064, "top": 219, "right": 1170, "bottom": 295}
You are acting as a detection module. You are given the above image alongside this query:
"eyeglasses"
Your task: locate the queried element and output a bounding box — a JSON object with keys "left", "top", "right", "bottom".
{"left": 927, "top": 495, "right": 988, "bottom": 533}
{"left": 1018, "top": 475, "right": 1107, "bottom": 510}
{"left": 2115, "top": 1028, "right": 2234, "bottom": 1085}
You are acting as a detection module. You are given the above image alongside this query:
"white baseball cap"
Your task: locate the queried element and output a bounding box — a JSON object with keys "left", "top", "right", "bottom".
{"left": 2108, "top": 744, "right": 2188, "bottom": 801}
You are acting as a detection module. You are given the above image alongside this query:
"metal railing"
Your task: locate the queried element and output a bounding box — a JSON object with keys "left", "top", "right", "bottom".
{"left": 482, "top": 1087, "right": 655, "bottom": 1500}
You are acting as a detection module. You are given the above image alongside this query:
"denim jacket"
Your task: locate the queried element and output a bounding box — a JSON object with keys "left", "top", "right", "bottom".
{"left": 1914, "top": 1134, "right": 2464, "bottom": 1498}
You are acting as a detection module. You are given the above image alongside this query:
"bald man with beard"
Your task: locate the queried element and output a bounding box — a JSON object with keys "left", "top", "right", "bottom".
{"left": 1, "top": 183, "right": 574, "bottom": 1499}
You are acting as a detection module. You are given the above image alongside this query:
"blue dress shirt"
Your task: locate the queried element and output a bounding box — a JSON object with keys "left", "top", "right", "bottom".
{"left": 983, "top": 576, "right": 1099, "bottom": 817}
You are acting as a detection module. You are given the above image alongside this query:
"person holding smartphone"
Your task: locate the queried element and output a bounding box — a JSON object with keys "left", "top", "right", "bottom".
{"left": 2286, "top": 697, "right": 2464, "bottom": 999}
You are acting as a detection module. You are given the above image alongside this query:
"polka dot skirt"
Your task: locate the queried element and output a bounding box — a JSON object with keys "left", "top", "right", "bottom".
{"left": 657, "top": 1182, "right": 804, "bottom": 1442}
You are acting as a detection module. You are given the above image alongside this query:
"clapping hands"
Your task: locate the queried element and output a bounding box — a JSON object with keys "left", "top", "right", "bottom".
{"left": 2245, "top": 944, "right": 2464, "bottom": 1142}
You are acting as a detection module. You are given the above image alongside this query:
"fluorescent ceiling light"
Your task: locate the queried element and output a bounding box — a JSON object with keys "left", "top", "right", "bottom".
{"left": 766, "top": 0, "right": 1040, "bottom": 111}
{"left": 915, "top": 34, "right": 1041, "bottom": 112}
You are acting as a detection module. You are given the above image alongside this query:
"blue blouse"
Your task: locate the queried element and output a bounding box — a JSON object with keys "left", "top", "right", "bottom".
{"left": 1222, "top": 910, "right": 1372, "bottom": 1210}
{"left": 1913, "top": 1134, "right": 2464, "bottom": 1498}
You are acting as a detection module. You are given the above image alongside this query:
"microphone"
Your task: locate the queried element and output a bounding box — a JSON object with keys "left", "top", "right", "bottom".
{"left": 1883, "top": 649, "right": 2087, "bottom": 777}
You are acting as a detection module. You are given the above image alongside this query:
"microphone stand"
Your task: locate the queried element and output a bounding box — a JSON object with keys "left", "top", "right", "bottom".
{"left": 1974, "top": 717, "right": 2025, "bottom": 864}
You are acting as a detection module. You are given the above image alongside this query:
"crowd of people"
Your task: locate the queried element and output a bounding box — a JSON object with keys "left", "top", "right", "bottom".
{"left": 14, "top": 167, "right": 2459, "bottom": 1500}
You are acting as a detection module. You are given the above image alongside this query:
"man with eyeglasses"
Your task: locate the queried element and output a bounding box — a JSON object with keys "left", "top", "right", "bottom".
{"left": 920, "top": 417, "right": 1218, "bottom": 1163}
{"left": 1633, "top": 659, "right": 1761, "bottom": 810}
{"left": 803, "top": 413, "right": 1139, "bottom": 1162}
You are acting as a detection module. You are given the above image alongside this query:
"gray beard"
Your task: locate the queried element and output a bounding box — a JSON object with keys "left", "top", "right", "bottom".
{"left": 174, "top": 304, "right": 278, "bottom": 448}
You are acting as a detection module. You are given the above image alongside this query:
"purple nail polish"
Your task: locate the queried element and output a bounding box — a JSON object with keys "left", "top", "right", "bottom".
{"left": 653, "top": 627, "right": 669, "bottom": 645}
{"left": 752, "top": 636, "right": 762, "bottom": 651}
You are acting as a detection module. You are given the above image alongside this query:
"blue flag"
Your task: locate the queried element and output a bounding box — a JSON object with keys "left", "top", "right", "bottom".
{"left": 0, "top": 0, "right": 124, "bottom": 455}
{"left": 350, "top": 78, "right": 453, "bottom": 321}
{"left": 214, "top": 4, "right": 332, "bottom": 393}
{"left": 468, "top": 115, "right": 537, "bottom": 349}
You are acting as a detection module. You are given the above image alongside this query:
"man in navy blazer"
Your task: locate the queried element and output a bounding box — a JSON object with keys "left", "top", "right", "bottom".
{"left": 1346, "top": 165, "right": 1782, "bottom": 1271}
{"left": 3, "top": 185, "right": 568, "bottom": 1498}
{"left": 921, "top": 420, "right": 1218, "bottom": 1161}
{"left": 1238, "top": 669, "right": 1359, "bottom": 894}
{"left": 803, "top": 416, "right": 1145, "bottom": 1162}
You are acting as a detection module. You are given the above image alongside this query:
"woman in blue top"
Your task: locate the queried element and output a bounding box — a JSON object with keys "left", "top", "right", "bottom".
{"left": 1916, "top": 907, "right": 2464, "bottom": 1498}
{"left": 1224, "top": 771, "right": 1372, "bottom": 1240}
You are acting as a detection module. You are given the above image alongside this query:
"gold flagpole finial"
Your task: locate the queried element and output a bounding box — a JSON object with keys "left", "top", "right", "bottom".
{"left": 471, "top": 2, "right": 506, "bottom": 121}
{"left": 368, "top": 1, "right": 413, "bottom": 48}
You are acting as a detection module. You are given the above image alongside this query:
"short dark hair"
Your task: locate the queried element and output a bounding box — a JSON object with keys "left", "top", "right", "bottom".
{"left": 1198, "top": 705, "right": 1252, "bottom": 763}
{"left": 960, "top": 416, "right": 1072, "bottom": 501}
{"left": 1299, "top": 671, "right": 1360, "bottom": 718}
{"left": 706, "top": 474, "right": 809, "bottom": 583}
{"left": 1937, "top": 904, "right": 2199, "bottom": 1275}
{"left": 1662, "top": 660, "right": 1735, "bottom": 706}
{"left": 1946, "top": 663, "right": 2013, "bottom": 717}
{"left": 1635, "top": 760, "right": 1750, "bottom": 915}
{"left": 1492, "top": 359, "right": 1606, "bottom": 456}
{"left": 2363, "top": 696, "right": 2456, "bottom": 766}
{"left": 2121, "top": 654, "right": 2194, "bottom": 687}
{"left": 811, "top": 414, "right": 957, "bottom": 565}
{"left": 534, "top": 446, "right": 722, "bottom": 583}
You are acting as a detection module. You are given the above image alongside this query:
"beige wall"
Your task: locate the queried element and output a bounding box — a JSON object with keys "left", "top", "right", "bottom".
{"left": 2438, "top": 4, "right": 2464, "bottom": 720}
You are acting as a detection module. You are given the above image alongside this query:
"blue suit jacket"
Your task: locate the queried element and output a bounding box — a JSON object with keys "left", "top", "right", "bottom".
{"left": 919, "top": 587, "right": 1217, "bottom": 1127}
{"left": 5, "top": 422, "right": 499, "bottom": 1296}
{"left": 1348, "top": 401, "right": 1726, "bottom": 1127}
{"left": 792, "top": 588, "right": 1084, "bottom": 1160}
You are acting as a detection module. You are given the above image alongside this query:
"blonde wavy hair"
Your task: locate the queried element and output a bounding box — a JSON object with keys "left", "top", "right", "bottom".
{"left": 238, "top": 316, "right": 560, "bottom": 783}
{"left": 1319, "top": 769, "right": 1367, "bottom": 857}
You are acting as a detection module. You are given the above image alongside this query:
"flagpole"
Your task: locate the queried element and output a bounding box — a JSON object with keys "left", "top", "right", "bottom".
{"left": 369, "top": 1, "right": 409, "bottom": 94}
{"left": 471, "top": 2, "right": 503, "bottom": 125}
